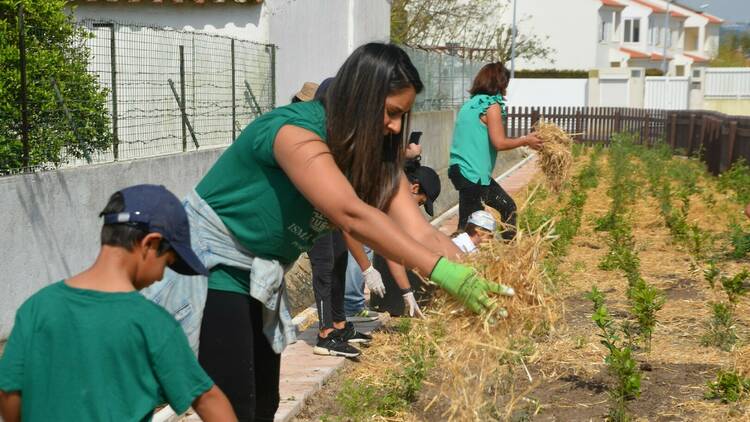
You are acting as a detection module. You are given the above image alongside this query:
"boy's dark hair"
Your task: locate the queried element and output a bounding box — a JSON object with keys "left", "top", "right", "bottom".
{"left": 465, "top": 223, "right": 479, "bottom": 236}
{"left": 404, "top": 159, "right": 425, "bottom": 194}
{"left": 99, "top": 192, "right": 171, "bottom": 255}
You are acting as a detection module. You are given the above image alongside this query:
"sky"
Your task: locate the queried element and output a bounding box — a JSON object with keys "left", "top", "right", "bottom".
{"left": 676, "top": 0, "right": 750, "bottom": 24}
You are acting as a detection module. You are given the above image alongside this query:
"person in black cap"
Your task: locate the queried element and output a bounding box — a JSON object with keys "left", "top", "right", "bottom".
{"left": 0, "top": 185, "right": 237, "bottom": 422}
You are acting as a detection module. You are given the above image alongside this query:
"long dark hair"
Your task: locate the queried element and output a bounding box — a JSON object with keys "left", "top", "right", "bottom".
{"left": 323, "top": 43, "right": 423, "bottom": 211}
{"left": 469, "top": 62, "right": 510, "bottom": 97}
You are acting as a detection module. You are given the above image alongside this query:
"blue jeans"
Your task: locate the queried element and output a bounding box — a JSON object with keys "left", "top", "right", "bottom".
{"left": 344, "top": 247, "right": 373, "bottom": 315}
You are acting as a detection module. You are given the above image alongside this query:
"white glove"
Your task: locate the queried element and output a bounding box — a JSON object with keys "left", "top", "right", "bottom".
{"left": 363, "top": 265, "right": 386, "bottom": 298}
{"left": 402, "top": 291, "right": 424, "bottom": 318}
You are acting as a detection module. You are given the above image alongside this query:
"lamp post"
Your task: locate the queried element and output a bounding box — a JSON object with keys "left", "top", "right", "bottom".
{"left": 510, "top": 0, "right": 517, "bottom": 78}
{"left": 662, "top": 0, "right": 672, "bottom": 74}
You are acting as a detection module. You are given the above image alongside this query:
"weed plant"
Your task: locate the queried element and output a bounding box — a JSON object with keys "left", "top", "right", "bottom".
{"left": 704, "top": 261, "right": 720, "bottom": 289}
{"left": 720, "top": 269, "right": 749, "bottom": 304}
{"left": 629, "top": 280, "right": 665, "bottom": 351}
{"left": 729, "top": 223, "right": 750, "bottom": 259}
{"left": 718, "top": 158, "right": 750, "bottom": 205}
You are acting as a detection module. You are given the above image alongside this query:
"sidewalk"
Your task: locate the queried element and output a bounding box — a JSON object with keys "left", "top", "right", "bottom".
{"left": 167, "top": 155, "right": 541, "bottom": 422}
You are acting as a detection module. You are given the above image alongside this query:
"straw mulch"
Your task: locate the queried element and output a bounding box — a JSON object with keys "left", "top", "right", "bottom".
{"left": 534, "top": 120, "right": 573, "bottom": 192}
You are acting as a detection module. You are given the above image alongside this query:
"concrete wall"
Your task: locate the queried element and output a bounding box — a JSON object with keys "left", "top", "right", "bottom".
{"left": 507, "top": 79, "right": 589, "bottom": 107}
{"left": 703, "top": 99, "right": 750, "bottom": 116}
{"left": 0, "top": 147, "right": 226, "bottom": 340}
{"left": 0, "top": 110, "right": 527, "bottom": 341}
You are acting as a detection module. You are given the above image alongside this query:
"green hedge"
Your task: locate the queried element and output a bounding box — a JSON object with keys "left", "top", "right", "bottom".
{"left": 514, "top": 69, "right": 589, "bottom": 79}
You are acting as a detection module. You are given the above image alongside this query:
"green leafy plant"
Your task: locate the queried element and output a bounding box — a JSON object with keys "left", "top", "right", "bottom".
{"left": 717, "top": 158, "right": 750, "bottom": 205}
{"left": 1, "top": 0, "right": 112, "bottom": 172}
{"left": 721, "top": 269, "right": 749, "bottom": 304}
{"left": 729, "top": 223, "right": 750, "bottom": 259}
{"left": 701, "top": 302, "right": 738, "bottom": 352}
{"left": 586, "top": 286, "right": 641, "bottom": 422}
{"left": 705, "top": 370, "right": 750, "bottom": 403}
{"left": 704, "top": 261, "right": 721, "bottom": 289}
{"left": 629, "top": 279, "right": 665, "bottom": 351}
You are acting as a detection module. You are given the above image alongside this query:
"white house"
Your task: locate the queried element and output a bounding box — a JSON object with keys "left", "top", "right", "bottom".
{"left": 71, "top": 0, "right": 391, "bottom": 106}
{"left": 502, "top": 0, "right": 723, "bottom": 75}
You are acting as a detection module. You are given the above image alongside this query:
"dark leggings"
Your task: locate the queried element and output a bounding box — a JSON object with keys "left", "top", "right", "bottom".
{"left": 448, "top": 164, "right": 517, "bottom": 240}
{"left": 198, "top": 289, "right": 281, "bottom": 422}
{"left": 308, "top": 231, "right": 348, "bottom": 330}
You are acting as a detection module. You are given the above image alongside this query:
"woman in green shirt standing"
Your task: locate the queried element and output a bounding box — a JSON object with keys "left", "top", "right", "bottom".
{"left": 149, "top": 44, "right": 515, "bottom": 421}
{"left": 448, "top": 62, "right": 543, "bottom": 239}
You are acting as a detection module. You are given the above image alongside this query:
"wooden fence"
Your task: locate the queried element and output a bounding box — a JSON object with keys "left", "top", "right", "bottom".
{"left": 505, "top": 106, "right": 750, "bottom": 175}
{"left": 666, "top": 111, "right": 750, "bottom": 175}
{"left": 505, "top": 106, "right": 668, "bottom": 146}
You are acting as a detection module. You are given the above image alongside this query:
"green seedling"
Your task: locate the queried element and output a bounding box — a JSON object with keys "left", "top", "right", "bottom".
{"left": 629, "top": 279, "right": 665, "bottom": 351}
{"left": 705, "top": 370, "right": 750, "bottom": 403}
{"left": 729, "top": 223, "right": 750, "bottom": 259}
{"left": 721, "top": 269, "right": 749, "bottom": 304}
{"left": 703, "top": 261, "right": 721, "bottom": 289}
{"left": 701, "top": 302, "right": 738, "bottom": 352}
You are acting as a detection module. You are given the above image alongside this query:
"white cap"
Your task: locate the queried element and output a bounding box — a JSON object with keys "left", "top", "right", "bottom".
{"left": 467, "top": 210, "right": 496, "bottom": 232}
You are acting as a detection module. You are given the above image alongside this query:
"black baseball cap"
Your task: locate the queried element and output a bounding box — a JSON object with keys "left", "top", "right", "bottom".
{"left": 102, "top": 184, "right": 209, "bottom": 276}
{"left": 410, "top": 166, "right": 441, "bottom": 216}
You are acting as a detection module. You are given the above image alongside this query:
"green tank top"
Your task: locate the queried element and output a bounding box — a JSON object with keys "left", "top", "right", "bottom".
{"left": 449, "top": 94, "right": 508, "bottom": 185}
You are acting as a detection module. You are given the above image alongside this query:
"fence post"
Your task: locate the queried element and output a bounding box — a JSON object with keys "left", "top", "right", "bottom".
{"left": 687, "top": 113, "right": 696, "bottom": 155}
{"left": 168, "top": 79, "right": 199, "bottom": 149}
{"left": 231, "top": 39, "right": 236, "bottom": 141}
{"left": 179, "top": 45, "right": 187, "bottom": 152}
{"left": 268, "top": 44, "right": 276, "bottom": 109}
{"left": 531, "top": 108, "right": 540, "bottom": 128}
{"left": 644, "top": 112, "right": 652, "bottom": 147}
{"left": 18, "top": 4, "right": 30, "bottom": 169}
{"left": 93, "top": 22, "right": 118, "bottom": 160}
{"left": 669, "top": 113, "right": 677, "bottom": 149}
{"left": 575, "top": 110, "right": 582, "bottom": 143}
{"left": 726, "top": 120, "right": 738, "bottom": 172}
{"left": 614, "top": 109, "right": 622, "bottom": 134}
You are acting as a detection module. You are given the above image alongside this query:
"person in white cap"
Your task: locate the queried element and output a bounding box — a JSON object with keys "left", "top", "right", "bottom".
{"left": 452, "top": 210, "right": 497, "bottom": 254}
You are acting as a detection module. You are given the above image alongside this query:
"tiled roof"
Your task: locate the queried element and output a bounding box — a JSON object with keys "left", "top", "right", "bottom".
{"left": 684, "top": 53, "right": 709, "bottom": 63}
{"left": 700, "top": 13, "right": 723, "bottom": 24}
{"left": 600, "top": 0, "right": 626, "bottom": 8}
{"left": 620, "top": 47, "right": 650, "bottom": 59}
{"left": 74, "top": 0, "right": 261, "bottom": 4}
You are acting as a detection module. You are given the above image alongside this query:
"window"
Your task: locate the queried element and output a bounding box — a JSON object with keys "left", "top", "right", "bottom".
{"left": 600, "top": 11, "right": 614, "bottom": 42}
{"left": 676, "top": 65, "right": 685, "bottom": 77}
{"left": 649, "top": 18, "right": 658, "bottom": 45}
{"left": 611, "top": 61, "right": 621, "bottom": 68}
{"left": 624, "top": 18, "right": 640, "bottom": 43}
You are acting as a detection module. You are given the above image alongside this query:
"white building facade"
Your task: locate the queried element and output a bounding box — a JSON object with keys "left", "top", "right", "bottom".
{"left": 502, "top": 0, "right": 723, "bottom": 75}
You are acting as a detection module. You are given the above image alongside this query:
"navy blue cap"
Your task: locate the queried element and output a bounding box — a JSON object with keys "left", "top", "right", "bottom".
{"left": 102, "top": 184, "right": 209, "bottom": 276}
{"left": 315, "top": 77, "right": 334, "bottom": 101}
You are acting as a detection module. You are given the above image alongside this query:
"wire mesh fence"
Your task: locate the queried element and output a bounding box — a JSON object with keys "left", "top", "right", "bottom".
{"left": 3, "top": 15, "right": 275, "bottom": 175}
{"left": 404, "top": 46, "right": 484, "bottom": 112}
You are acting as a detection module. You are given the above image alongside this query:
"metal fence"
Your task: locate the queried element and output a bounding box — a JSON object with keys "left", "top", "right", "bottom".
{"left": 4, "top": 15, "right": 275, "bottom": 175}
{"left": 404, "top": 47, "right": 484, "bottom": 111}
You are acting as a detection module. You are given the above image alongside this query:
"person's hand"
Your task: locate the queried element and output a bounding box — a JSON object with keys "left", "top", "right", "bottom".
{"left": 429, "top": 258, "right": 514, "bottom": 315}
{"left": 402, "top": 290, "right": 424, "bottom": 318}
{"left": 524, "top": 133, "right": 544, "bottom": 151}
{"left": 405, "top": 142, "right": 422, "bottom": 159}
{"left": 363, "top": 265, "right": 386, "bottom": 298}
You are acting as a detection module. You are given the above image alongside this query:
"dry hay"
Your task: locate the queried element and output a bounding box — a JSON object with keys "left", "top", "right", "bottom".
{"left": 534, "top": 120, "right": 573, "bottom": 192}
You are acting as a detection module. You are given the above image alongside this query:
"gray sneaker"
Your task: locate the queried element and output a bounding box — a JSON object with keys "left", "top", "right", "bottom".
{"left": 345, "top": 308, "right": 381, "bottom": 322}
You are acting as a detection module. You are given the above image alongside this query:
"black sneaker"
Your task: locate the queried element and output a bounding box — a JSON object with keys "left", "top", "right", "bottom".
{"left": 313, "top": 333, "right": 361, "bottom": 357}
{"left": 337, "top": 321, "right": 373, "bottom": 345}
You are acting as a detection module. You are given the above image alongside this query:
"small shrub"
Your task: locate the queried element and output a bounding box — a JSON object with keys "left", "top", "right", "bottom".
{"left": 721, "top": 269, "right": 749, "bottom": 304}
{"left": 629, "top": 279, "right": 665, "bottom": 351}
{"left": 729, "top": 224, "right": 750, "bottom": 259}
{"left": 705, "top": 370, "right": 750, "bottom": 403}
{"left": 701, "top": 302, "right": 738, "bottom": 352}
{"left": 717, "top": 158, "right": 750, "bottom": 205}
{"left": 704, "top": 261, "right": 721, "bottom": 289}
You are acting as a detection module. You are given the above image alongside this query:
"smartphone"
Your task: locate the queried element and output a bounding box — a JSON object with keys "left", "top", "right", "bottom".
{"left": 408, "top": 131, "right": 423, "bottom": 145}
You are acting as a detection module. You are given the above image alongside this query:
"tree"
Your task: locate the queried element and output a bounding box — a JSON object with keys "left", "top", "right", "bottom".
{"left": 1, "top": 0, "right": 111, "bottom": 172}
{"left": 391, "top": 0, "right": 554, "bottom": 63}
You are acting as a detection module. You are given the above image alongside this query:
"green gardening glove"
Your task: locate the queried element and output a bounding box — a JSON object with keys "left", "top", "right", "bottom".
{"left": 429, "top": 258, "right": 515, "bottom": 316}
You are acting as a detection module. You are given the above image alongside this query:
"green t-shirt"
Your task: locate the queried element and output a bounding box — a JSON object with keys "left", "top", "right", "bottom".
{"left": 449, "top": 94, "right": 508, "bottom": 185}
{"left": 0, "top": 281, "right": 213, "bottom": 422}
{"left": 196, "top": 100, "right": 332, "bottom": 269}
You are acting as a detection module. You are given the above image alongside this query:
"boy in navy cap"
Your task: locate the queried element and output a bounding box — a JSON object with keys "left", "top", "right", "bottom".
{"left": 0, "top": 185, "right": 236, "bottom": 422}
